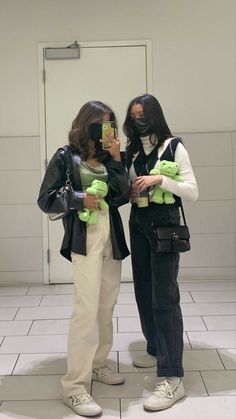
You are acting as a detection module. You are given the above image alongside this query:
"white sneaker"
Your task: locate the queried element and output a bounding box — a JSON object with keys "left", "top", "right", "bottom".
{"left": 92, "top": 364, "right": 125, "bottom": 385}
{"left": 63, "top": 392, "right": 102, "bottom": 417}
{"left": 133, "top": 353, "right": 156, "bottom": 368}
{"left": 143, "top": 378, "right": 185, "bottom": 411}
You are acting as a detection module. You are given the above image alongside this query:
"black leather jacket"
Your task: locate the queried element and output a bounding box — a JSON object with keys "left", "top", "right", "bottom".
{"left": 37, "top": 147, "right": 130, "bottom": 261}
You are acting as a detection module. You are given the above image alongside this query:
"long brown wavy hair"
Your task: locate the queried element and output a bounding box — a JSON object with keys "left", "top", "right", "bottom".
{"left": 68, "top": 100, "right": 117, "bottom": 161}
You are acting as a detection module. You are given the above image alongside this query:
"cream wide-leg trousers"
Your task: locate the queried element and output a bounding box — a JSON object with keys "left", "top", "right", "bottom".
{"left": 61, "top": 210, "right": 122, "bottom": 397}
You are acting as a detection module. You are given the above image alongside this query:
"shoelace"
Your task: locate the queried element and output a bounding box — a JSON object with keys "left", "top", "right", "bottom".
{"left": 153, "top": 380, "right": 180, "bottom": 399}
{"left": 70, "top": 393, "right": 92, "bottom": 406}
{"left": 93, "top": 364, "right": 112, "bottom": 379}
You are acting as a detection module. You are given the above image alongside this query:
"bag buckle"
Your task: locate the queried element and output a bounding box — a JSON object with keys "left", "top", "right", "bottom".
{"left": 172, "top": 233, "right": 179, "bottom": 241}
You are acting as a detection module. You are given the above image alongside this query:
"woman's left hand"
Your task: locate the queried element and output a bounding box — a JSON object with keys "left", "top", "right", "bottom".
{"left": 135, "top": 175, "right": 163, "bottom": 192}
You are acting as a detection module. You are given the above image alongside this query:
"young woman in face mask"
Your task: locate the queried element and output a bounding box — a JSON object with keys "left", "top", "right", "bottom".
{"left": 123, "top": 94, "right": 198, "bottom": 412}
{"left": 38, "top": 101, "right": 130, "bottom": 417}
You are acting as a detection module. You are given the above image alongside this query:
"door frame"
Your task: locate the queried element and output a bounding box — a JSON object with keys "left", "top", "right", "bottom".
{"left": 38, "top": 39, "right": 152, "bottom": 284}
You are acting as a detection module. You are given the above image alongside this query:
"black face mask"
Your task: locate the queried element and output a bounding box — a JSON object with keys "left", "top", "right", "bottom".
{"left": 132, "top": 117, "right": 150, "bottom": 136}
{"left": 89, "top": 122, "right": 102, "bottom": 141}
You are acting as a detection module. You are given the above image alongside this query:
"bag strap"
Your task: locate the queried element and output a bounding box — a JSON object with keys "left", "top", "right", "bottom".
{"left": 160, "top": 137, "right": 183, "bottom": 208}
{"left": 62, "top": 145, "right": 72, "bottom": 187}
{"left": 180, "top": 201, "right": 187, "bottom": 225}
{"left": 166, "top": 138, "right": 188, "bottom": 222}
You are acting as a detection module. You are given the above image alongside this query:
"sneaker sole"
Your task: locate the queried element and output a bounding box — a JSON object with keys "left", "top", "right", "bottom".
{"left": 92, "top": 377, "right": 125, "bottom": 385}
{"left": 143, "top": 393, "right": 185, "bottom": 411}
{"left": 63, "top": 400, "right": 102, "bottom": 417}
{"left": 133, "top": 360, "right": 156, "bottom": 368}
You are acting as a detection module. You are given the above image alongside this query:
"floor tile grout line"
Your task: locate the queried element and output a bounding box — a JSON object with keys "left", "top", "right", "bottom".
{"left": 10, "top": 353, "right": 20, "bottom": 376}
{"left": 185, "top": 332, "right": 193, "bottom": 350}
{"left": 1, "top": 395, "right": 236, "bottom": 404}
{"left": 3, "top": 369, "right": 236, "bottom": 378}
{"left": 26, "top": 320, "right": 34, "bottom": 336}
{"left": 117, "top": 351, "right": 120, "bottom": 374}
{"left": 25, "top": 287, "right": 31, "bottom": 296}
{"left": 0, "top": 335, "right": 6, "bottom": 348}
{"left": 38, "top": 295, "right": 44, "bottom": 307}
{"left": 216, "top": 348, "right": 227, "bottom": 371}
{"left": 199, "top": 370, "right": 210, "bottom": 396}
{"left": 12, "top": 307, "right": 20, "bottom": 321}
{"left": 202, "top": 314, "right": 236, "bottom": 318}
{"left": 201, "top": 316, "right": 209, "bottom": 331}
{"left": 2, "top": 368, "right": 234, "bottom": 378}
{"left": 189, "top": 291, "right": 195, "bottom": 303}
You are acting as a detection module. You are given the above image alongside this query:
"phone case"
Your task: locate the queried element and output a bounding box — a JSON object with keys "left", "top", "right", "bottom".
{"left": 102, "top": 122, "right": 115, "bottom": 148}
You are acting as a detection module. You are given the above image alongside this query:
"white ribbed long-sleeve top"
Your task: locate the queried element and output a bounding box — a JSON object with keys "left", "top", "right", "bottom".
{"left": 129, "top": 136, "right": 199, "bottom": 202}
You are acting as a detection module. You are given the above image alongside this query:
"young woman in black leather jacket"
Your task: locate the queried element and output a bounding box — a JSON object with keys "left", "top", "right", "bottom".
{"left": 38, "top": 101, "right": 130, "bottom": 417}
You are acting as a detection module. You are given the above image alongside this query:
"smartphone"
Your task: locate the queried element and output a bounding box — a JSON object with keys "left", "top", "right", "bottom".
{"left": 101, "top": 121, "right": 115, "bottom": 148}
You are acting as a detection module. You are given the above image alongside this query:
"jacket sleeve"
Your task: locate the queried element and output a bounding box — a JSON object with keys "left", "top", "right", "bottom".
{"left": 37, "top": 149, "right": 84, "bottom": 214}
{"left": 106, "top": 155, "right": 130, "bottom": 207}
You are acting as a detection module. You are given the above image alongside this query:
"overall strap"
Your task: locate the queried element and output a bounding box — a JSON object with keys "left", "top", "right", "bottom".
{"left": 133, "top": 142, "right": 159, "bottom": 175}
{"left": 160, "top": 137, "right": 183, "bottom": 162}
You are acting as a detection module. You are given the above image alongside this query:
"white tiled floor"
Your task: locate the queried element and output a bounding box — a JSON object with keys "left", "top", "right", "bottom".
{"left": 0, "top": 280, "right": 236, "bottom": 418}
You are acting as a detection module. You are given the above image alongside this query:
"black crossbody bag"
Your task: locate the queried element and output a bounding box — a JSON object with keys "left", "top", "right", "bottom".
{"left": 153, "top": 202, "right": 190, "bottom": 253}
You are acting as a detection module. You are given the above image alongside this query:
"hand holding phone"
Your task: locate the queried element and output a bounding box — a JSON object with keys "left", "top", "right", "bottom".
{"left": 101, "top": 122, "right": 115, "bottom": 149}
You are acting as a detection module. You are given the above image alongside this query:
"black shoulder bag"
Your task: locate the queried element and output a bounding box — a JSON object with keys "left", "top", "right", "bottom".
{"left": 153, "top": 202, "right": 190, "bottom": 253}
{"left": 48, "top": 146, "right": 74, "bottom": 221}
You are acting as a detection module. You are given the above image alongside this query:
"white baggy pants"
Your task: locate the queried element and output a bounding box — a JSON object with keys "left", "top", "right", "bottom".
{"left": 61, "top": 210, "right": 121, "bottom": 397}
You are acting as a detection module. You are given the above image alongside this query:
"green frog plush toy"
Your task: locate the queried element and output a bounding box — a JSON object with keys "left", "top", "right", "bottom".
{"left": 78, "top": 179, "right": 109, "bottom": 224}
{"left": 150, "top": 160, "right": 183, "bottom": 204}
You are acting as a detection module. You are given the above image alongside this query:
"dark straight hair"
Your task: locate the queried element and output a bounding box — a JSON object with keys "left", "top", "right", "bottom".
{"left": 123, "top": 94, "right": 172, "bottom": 158}
{"left": 68, "top": 100, "right": 117, "bottom": 161}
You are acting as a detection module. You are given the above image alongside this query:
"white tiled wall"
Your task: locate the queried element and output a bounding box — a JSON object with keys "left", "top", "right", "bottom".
{"left": 178, "top": 131, "right": 236, "bottom": 279}
{"left": 0, "top": 132, "right": 235, "bottom": 285}
{"left": 0, "top": 137, "right": 43, "bottom": 284}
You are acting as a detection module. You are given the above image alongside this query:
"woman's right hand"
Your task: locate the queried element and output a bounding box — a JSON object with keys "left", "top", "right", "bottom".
{"left": 83, "top": 193, "right": 100, "bottom": 209}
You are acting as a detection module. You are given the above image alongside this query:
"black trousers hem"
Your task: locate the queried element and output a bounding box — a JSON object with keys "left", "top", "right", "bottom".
{"left": 157, "top": 367, "right": 184, "bottom": 378}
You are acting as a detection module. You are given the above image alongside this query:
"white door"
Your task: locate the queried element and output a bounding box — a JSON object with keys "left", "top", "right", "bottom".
{"left": 39, "top": 40, "right": 151, "bottom": 283}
